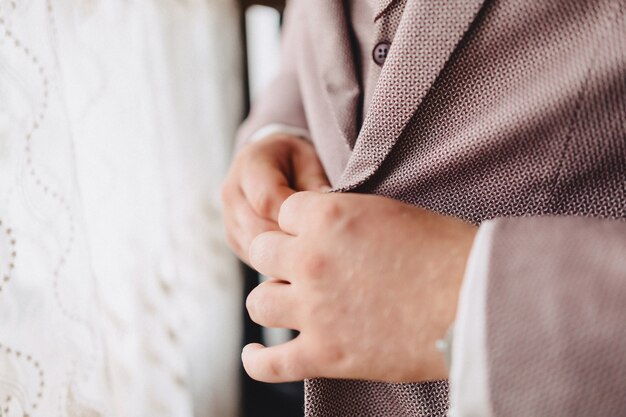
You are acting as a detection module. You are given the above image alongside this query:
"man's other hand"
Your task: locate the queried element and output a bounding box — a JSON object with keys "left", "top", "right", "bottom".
{"left": 243, "top": 191, "right": 477, "bottom": 383}
{"left": 221, "top": 135, "right": 330, "bottom": 264}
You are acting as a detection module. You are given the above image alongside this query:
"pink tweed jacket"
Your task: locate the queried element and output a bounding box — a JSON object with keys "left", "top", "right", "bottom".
{"left": 238, "top": 0, "right": 626, "bottom": 415}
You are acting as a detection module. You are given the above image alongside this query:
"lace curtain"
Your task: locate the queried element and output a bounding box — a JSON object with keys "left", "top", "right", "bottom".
{"left": 0, "top": 0, "right": 242, "bottom": 416}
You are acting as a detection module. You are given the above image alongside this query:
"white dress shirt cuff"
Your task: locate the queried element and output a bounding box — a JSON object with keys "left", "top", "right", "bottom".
{"left": 248, "top": 123, "right": 311, "bottom": 143}
{"left": 448, "top": 220, "right": 496, "bottom": 417}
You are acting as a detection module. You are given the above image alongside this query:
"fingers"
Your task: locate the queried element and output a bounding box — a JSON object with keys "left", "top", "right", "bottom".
{"left": 246, "top": 279, "right": 300, "bottom": 329}
{"left": 240, "top": 157, "right": 295, "bottom": 221}
{"left": 278, "top": 191, "right": 326, "bottom": 235}
{"left": 240, "top": 138, "right": 330, "bottom": 220}
{"left": 242, "top": 337, "right": 312, "bottom": 383}
{"left": 223, "top": 186, "right": 279, "bottom": 263}
{"left": 236, "top": 192, "right": 279, "bottom": 240}
{"left": 291, "top": 144, "right": 331, "bottom": 192}
{"left": 222, "top": 136, "right": 331, "bottom": 264}
{"left": 248, "top": 231, "right": 297, "bottom": 278}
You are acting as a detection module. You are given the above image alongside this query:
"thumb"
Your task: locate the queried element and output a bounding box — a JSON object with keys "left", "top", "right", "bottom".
{"left": 291, "top": 145, "right": 331, "bottom": 192}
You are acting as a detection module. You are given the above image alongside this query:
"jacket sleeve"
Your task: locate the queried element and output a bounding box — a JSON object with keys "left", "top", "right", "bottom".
{"left": 236, "top": 0, "right": 309, "bottom": 151}
{"left": 450, "top": 216, "right": 626, "bottom": 416}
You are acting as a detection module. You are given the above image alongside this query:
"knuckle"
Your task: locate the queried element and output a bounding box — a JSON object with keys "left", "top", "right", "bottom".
{"left": 301, "top": 252, "right": 327, "bottom": 278}
{"left": 319, "top": 200, "right": 345, "bottom": 225}
{"left": 312, "top": 339, "right": 345, "bottom": 369}
{"left": 267, "top": 358, "right": 284, "bottom": 379}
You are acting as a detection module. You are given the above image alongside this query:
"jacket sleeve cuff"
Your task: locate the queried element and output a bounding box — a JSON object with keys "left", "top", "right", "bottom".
{"left": 448, "top": 220, "right": 496, "bottom": 417}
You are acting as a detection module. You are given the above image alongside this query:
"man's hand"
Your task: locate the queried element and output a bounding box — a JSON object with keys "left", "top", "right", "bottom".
{"left": 221, "top": 135, "right": 330, "bottom": 263}
{"left": 243, "top": 191, "right": 477, "bottom": 383}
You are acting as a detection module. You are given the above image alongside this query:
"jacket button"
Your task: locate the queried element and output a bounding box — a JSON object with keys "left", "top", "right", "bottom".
{"left": 373, "top": 41, "right": 390, "bottom": 66}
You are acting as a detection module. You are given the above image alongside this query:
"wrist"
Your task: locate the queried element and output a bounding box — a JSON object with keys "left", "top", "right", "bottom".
{"left": 425, "top": 221, "right": 477, "bottom": 380}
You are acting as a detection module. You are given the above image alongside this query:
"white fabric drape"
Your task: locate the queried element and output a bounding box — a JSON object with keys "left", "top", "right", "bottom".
{"left": 0, "top": 0, "right": 242, "bottom": 416}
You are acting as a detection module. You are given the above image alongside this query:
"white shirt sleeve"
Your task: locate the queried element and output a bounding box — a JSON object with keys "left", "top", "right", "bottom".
{"left": 248, "top": 123, "right": 311, "bottom": 142}
{"left": 448, "top": 220, "right": 497, "bottom": 417}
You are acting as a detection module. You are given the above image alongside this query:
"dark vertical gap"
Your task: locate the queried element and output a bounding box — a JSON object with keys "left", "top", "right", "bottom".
{"left": 343, "top": 0, "right": 364, "bottom": 132}
{"left": 240, "top": 3, "right": 251, "bottom": 116}
{"left": 238, "top": 2, "right": 304, "bottom": 416}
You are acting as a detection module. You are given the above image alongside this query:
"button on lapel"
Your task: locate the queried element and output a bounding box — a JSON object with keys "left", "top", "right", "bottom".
{"left": 373, "top": 41, "right": 391, "bottom": 66}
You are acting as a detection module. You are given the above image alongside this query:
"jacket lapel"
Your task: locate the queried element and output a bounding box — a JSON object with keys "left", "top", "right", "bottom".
{"left": 336, "top": 0, "right": 487, "bottom": 191}
{"left": 373, "top": 0, "right": 396, "bottom": 18}
{"left": 310, "top": 1, "right": 360, "bottom": 149}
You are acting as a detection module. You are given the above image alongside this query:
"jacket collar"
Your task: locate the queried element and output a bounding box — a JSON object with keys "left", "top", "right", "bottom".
{"left": 336, "top": 0, "right": 487, "bottom": 191}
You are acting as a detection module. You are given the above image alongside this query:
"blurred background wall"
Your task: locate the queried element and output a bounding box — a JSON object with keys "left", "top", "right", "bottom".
{"left": 0, "top": 0, "right": 245, "bottom": 415}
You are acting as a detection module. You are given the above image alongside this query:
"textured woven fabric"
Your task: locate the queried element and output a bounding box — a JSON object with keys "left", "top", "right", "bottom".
{"left": 305, "top": 379, "right": 448, "bottom": 417}
{"left": 239, "top": 0, "right": 626, "bottom": 415}
{"left": 486, "top": 217, "right": 626, "bottom": 417}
